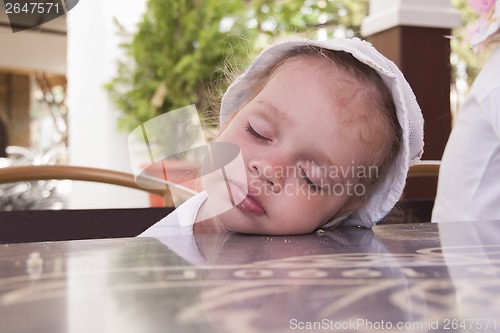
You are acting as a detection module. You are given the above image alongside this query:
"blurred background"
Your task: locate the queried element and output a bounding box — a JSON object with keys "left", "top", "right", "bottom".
{"left": 0, "top": 0, "right": 478, "bottom": 211}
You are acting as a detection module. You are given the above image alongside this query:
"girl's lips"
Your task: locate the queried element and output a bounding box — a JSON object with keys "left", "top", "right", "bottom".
{"left": 227, "top": 181, "right": 265, "bottom": 216}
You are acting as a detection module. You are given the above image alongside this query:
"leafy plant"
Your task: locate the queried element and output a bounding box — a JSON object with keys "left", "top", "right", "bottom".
{"left": 105, "top": 0, "right": 254, "bottom": 131}
{"left": 105, "top": 0, "right": 369, "bottom": 132}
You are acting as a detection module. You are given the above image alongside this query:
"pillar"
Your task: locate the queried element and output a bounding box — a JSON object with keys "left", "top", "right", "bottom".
{"left": 362, "top": 0, "right": 461, "bottom": 199}
{"left": 67, "top": 0, "right": 149, "bottom": 208}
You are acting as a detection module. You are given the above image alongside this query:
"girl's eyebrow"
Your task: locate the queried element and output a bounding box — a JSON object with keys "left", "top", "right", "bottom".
{"left": 255, "top": 100, "right": 294, "bottom": 125}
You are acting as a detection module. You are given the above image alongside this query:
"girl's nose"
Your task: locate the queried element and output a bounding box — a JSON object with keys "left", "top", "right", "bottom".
{"left": 248, "top": 158, "right": 285, "bottom": 191}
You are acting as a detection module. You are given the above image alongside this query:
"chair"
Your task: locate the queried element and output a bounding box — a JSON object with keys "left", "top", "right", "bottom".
{"left": 407, "top": 160, "right": 441, "bottom": 178}
{"left": 0, "top": 164, "right": 168, "bottom": 198}
{"left": 380, "top": 160, "right": 441, "bottom": 224}
{"left": 0, "top": 164, "right": 206, "bottom": 205}
{"left": 0, "top": 165, "right": 183, "bottom": 243}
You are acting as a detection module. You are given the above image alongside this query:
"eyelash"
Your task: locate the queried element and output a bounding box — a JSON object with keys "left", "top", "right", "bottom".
{"left": 299, "top": 167, "right": 323, "bottom": 193}
{"left": 246, "top": 124, "right": 270, "bottom": 142}
{"left": 246, "top": 123, "right": 324, "bottom": 193}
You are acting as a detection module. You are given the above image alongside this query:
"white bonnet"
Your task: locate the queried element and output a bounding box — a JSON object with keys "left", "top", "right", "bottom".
{"left": 219, "top": 38, "right": 424, "bottom": 228}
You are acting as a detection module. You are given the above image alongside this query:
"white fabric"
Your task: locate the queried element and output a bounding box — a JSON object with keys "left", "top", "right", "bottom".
{"left": 138, "top": 191, "right": 208, "bottom": 265}
{"left": 139, "top": 191, "right": 208, "bottom": 237}
{"left": 220, "top": 38, "right": 424, "bottom": 228}
{"left": 432, "top": 46, "right": 500, "bottom": 222}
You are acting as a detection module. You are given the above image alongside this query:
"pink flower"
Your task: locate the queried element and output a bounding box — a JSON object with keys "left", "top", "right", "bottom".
{"left": 467, "top": 0, "right": 496, "bottom": 14}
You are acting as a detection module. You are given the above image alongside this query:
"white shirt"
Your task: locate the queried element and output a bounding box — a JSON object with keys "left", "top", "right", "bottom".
{"left": 138, "top": 191, "right": 208, "bottom": 265}
{"left": 432, "top": 46, "right": 500, "bottom": 222}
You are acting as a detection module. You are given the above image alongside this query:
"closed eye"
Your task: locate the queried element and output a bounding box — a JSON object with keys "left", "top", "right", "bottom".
{"left": 299, "top": 167, "right": 324, "bottom": 193}
{"left": 246, "top": 124, "right": 270, "bottom": 142}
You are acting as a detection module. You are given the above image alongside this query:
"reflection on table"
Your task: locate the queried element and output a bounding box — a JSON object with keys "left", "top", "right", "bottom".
{"left": 1, "top": 221, "right": 500, "bottom": 333}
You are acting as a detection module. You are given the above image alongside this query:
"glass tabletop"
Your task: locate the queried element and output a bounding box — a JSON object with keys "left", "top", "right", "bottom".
{"left": 1, "top": 221, "right": 499, "bottom": 333}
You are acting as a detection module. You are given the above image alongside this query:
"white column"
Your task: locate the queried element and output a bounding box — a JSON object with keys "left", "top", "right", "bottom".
{"left": 361, "top": 0, "right": 461, "bottom": 36}
{"left": 67, "top": 0, "right": 148, "bottom": 209}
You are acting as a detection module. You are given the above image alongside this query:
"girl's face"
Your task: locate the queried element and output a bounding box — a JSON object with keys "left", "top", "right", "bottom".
{"left": 207, "top": 57, "right": 380, "bottom": 235}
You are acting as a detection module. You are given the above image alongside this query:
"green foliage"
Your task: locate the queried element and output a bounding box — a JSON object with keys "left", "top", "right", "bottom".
{"left": 105, "top": 0, "right": 253, "bottom": 131}
{"left": 106, "top": 0, "right": 489, "bottom": 131}
{"left": 450, "top": 0, "right": 483, "bottom": 87}
{"left": 244, "top": 0, "right": 368, "bottom": 38}
{"left": 105, "top": 0, "right": 369, "bottom": 132}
